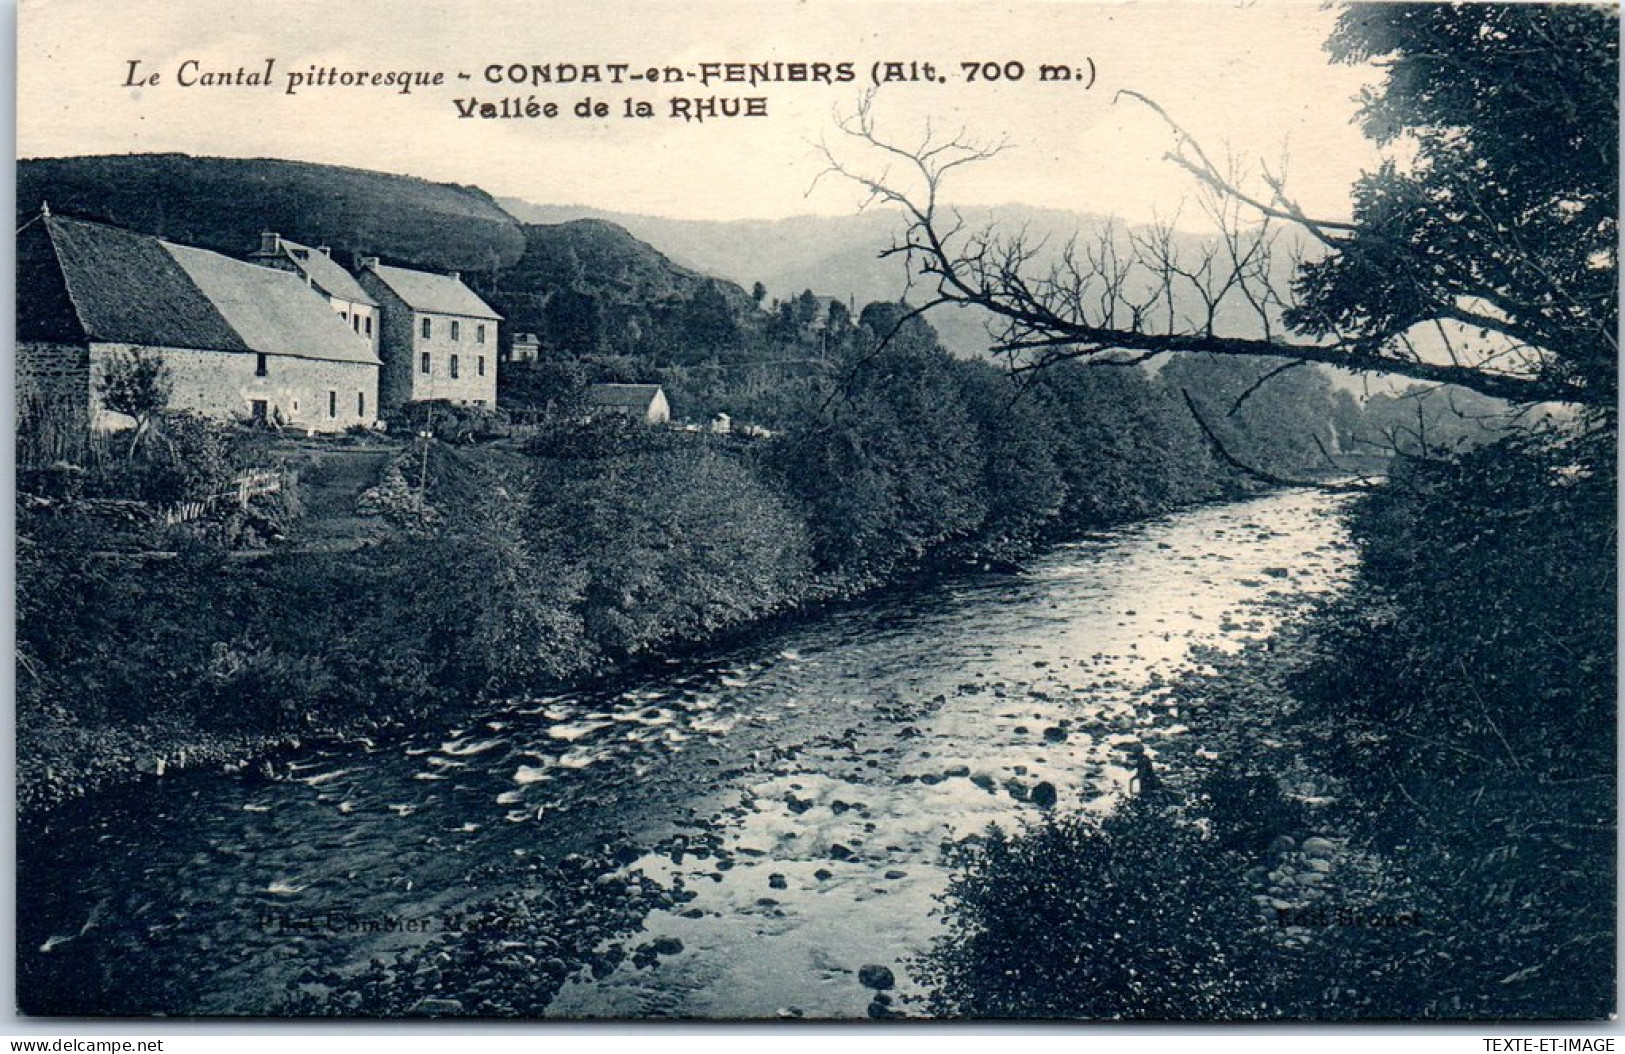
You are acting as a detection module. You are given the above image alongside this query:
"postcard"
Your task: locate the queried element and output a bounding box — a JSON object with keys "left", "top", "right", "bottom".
{"left": 13, "top": 0, "right": 1617, "bottom": 1023}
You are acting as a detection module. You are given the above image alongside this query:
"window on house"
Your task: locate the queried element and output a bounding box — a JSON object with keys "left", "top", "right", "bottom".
{"left": 477, "top": 356, "right": 486, "bottom": 377}
{"left": 353, "top": 314, "right": 361, "bottom": 333}
{"left": 328, "top": 391, "right": 337, "bottom": 418}
{"left": 420, "top": 352, "right": 431, "bottom": 375}
{"left": 365, "top": 316, "right": 373, "bottom": 336}
{"left": 421, "top": 317, "right": 432, "bottom": 339}
{"left": 450, "top": 320, "right": 461, "bottom": 341}
{"left": 450, "top": 355, "right": 460, "bottom": 379}
{"left": 476, "top": 324, "right": 486, "bottom": 344}
{"left": 255, "top": 353, "right": 267, "bottom": 377}
{"left": 358, "top": 391, "right": 366, "bottom": 416}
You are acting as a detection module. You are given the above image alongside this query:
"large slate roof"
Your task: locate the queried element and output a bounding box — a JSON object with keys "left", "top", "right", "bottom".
{"left": 25, "top": 214, "right": 247, "bottom": 352}
{"left": 167, "top": 244, "right": 381, "bottom": 365}
{"left": 19, "top": 212, "right": 378, "bottom": 366}
{"left": 364, "top": 263, "right": 501, "bottom": 319}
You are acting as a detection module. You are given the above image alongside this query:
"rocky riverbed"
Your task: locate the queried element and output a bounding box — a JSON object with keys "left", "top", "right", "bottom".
{"left": 18, "top": 488, "right": 1357, "bottom": 1018}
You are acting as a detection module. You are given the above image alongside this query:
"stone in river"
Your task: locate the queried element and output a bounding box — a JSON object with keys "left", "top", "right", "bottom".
{"left": 769, "top": 873, "right": 789, "bottom": 889}
{"left": 1029, "top": 781, "right": 1058, "bottom": 808}
{"left": 643, "top": 937, "right": 684, "bottom": 956}
{"left": 1302, "top": 836, "right": 1337, "bottom": 859}
{"left": 858, "top": 964, "right": 897, "bottom": 990}
{"left": 829, "top": 843, "right": 855, "bottom": 860}
{"left": 1268, "top": 835, "right": 1297, "bottom": 855}
{"left": 1042, "top": 726, "right": 1068, "bottom": 743}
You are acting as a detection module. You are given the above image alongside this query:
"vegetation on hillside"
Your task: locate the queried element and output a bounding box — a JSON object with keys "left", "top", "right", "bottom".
{"left": 18, "top": 154, "right": 526, "bottom": 272}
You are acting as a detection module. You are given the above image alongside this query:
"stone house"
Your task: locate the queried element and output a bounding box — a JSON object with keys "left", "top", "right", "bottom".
{"left": 586, "top": 383, "right": 671, "bottom": 425}
{"left": 248, "top": 233, "right": 380, "bottom": 357}
{"left": 510, "top": 332, "right": 541, "bottom": 363}
{"left": 356, "top": 261, "right": 501, "bottom": 410}
{"left": 17, "top": 210, "right": 380, "bottom": 434}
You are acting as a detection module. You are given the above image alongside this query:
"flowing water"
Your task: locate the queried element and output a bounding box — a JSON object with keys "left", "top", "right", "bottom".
{"left": 18, "top": 488, "right": 1356, "bottom": 1019}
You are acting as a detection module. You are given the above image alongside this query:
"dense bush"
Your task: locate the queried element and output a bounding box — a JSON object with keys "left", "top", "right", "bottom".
{"left": 531, "top": 445, "right": 812, "bottom": 657}
{"left": 1281, "top": 426, "right": 1616, "bottom": 1018}
{"left": 384, "top": 400, "right": 509, "bottom": 443}
{"left": 916, "top": 795, "right": 1278, "bottom": 1020}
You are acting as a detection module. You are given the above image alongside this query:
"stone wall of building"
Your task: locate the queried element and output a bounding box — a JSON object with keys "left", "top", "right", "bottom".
{"left": 407, "top": 311, "right": 498, "bottom": 408}
{"left": 356, "top": 270, "right": 498, "bottom": 410}
{"left": 88, "top": 343, "right": 379, "bottom": 434}
{"left": 364, "top": 280, "right": 420, "bottom": 411}
{"left": 18, "top": 341, "right": 91, "bottom": 408}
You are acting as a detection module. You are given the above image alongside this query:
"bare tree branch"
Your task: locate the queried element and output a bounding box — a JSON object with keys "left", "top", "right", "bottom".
{"left": 817, "top": 95, "right": 1594, "bottom": 408}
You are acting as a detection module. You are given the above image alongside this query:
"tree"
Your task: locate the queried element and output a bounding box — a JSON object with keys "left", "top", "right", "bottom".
{"left": 679, "top": 279, "right": 741, "bottom": 352}
{"left": 96, "top": 349, "right": 172, "bottom": 456}
{"left": 821, "top": 3, "right": 1617, "bottom": 411}
{"left": 544, "top": 288, "right": 605, "bottom": 355}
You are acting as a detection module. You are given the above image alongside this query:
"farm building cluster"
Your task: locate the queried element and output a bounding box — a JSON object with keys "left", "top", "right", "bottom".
{"left": 17, "top": 207, "right": 503, "bottom": 435}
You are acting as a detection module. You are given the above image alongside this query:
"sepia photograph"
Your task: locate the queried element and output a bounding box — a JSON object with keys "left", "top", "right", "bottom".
{"left": 10, "top": 0, "right": 1619, "bottom": 1025}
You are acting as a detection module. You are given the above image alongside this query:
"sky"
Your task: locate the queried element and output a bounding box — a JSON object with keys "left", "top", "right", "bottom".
{"left": 17, "top": 0, "right": 1384, "bottom": 227}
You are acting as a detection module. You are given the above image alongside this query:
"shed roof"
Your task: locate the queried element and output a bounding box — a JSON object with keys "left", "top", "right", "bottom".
{"left": 270, "top": 238, "right": 377, "bottom": 306}
{"left": 587, "top": 383, "right": 667, "bottom": 410}
{"left": 167, "top": 244, "right": 381, "bottom": 365}
{"left": 363, "top": 263, "right": 501, "bottom": 320}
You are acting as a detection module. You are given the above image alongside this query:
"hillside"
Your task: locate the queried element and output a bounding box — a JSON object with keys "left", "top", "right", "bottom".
{"left": 18, "top": 154, "right": 527, "bottom": 273}
{"left": 500, "top": 200, "right": 1001, "bottom": 356}
{"left": 481, "top": 218, "right": 759, "bottom": 361}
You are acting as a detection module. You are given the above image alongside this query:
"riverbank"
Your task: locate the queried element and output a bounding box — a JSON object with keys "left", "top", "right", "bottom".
{"left": 16, "top": 479, "right": 1270, "bottom": 821}
{"left": 919, "top": 433, "right": 1615, "bottom": 1020}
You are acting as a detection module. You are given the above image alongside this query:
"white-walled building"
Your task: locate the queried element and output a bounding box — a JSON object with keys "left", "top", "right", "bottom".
{"left": 357, "top": 261, "right": 502, "bottom": 410}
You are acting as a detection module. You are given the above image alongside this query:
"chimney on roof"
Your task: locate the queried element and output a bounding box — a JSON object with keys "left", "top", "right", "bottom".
{"left": 258, "top": 231, "right": 281, "bottom": 256}
{"left": 361, "top": 256, "right": 380, "bottom": 270}
{"left": 39, "top": 201, "right": 50, "bottom": 218}
{"left": 449, "top": 271, "right": 461, "bottom": 283}
{"left": 317, "top": 245, "right": 331, "bottom": 257}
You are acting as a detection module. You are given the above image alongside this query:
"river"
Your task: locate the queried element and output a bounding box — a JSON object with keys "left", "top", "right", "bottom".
{"left": 17, "top": 488, "right": 1356, "bottom": 1019}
